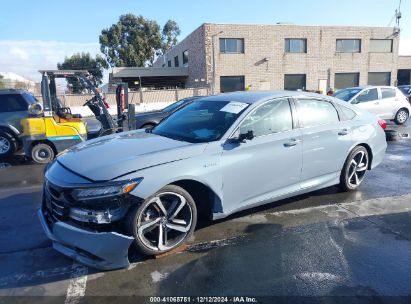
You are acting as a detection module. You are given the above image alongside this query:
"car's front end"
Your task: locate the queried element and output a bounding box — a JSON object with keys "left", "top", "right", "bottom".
{"left": 39, "top": 160, "right": 145, "bottom": 269}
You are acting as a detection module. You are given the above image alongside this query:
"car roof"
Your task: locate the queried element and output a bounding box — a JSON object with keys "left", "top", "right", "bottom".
{"left": 198, "top": 90, "right": 341, "bottom": 104}
{"left": 338, "top": 85, "right": 398, "bottom": 91}
{"left": 0, "top": 88, "right": 28, "bottom": 95}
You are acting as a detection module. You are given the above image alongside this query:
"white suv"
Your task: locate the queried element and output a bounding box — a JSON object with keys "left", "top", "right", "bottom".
{"left": 333, "top": 86, "right": 411, "bottom": 125}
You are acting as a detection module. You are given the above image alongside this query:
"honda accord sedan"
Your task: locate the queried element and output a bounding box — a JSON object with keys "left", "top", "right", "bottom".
{"left": 38, "top": 91, "right": 387, "bottom": 270}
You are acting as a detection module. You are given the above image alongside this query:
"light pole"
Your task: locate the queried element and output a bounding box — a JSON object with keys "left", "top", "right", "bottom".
{"left": 211, "top": 30, "right": 223, "bottom": 95}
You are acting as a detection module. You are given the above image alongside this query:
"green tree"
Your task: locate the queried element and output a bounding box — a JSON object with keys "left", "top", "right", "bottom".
{"left": 99, "top": 14, "right": 180, "bottom": 67}
{"left": 161, "top": 20, "right": 181, "bottom": 54}
{"left": 57, "top": 53, "right": 108, "bottom": 93}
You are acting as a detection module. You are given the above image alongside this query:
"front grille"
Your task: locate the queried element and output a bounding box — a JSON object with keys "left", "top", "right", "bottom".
{"left": 43, "top": 179, "right": 72, "bottom": 223}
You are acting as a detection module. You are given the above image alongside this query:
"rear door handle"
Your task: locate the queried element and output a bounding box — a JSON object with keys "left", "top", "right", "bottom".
{"left": 338, "top": 129, "right": 350, "bottom": 136}
{"left": 283, "top": 139, "right": 302, "bottom": 147}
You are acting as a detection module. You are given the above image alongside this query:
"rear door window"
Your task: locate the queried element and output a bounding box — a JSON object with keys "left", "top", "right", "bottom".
{"left": 0, "top": 94, "right": 28, "bottom": 112}
{"left": 296, "top": 99, "right": 340, "bottom": 128}
{"left": 338, "top": 105, "right": 357, "bottom": 120}
{"left": 380, "top": 88, "right": 396, "bottom": 99}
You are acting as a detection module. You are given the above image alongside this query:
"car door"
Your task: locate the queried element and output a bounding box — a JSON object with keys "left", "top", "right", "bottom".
{"left": 294, "top": 98, "right": 353, "bottom": 189}
{"left": 221, "top": 98, "right": 303, "bottom": 214}
{"left": 0, "top": 93, "right": 28, "bottom": 133}
{"left": 352, "top": 88, "right": 381, "bottom": 117}
{"left": 379, "top": 87, "right": 400, "bottom": 119}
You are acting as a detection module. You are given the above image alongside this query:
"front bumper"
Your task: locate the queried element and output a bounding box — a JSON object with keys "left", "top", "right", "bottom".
{"left": 38, "top": 209, "right": 134, "bottom": 270}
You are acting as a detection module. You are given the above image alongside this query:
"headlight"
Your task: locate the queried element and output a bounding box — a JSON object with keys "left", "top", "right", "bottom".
{"left": 71, "top": 178, "right": 143, "bottom": 201}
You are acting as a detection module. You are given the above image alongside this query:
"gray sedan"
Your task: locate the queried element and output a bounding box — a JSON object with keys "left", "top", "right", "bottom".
{"left": 38, "top": 91, "right": 387, "bottom": 269}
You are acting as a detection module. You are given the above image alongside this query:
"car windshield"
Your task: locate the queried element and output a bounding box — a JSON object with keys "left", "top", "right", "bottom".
{"left": 399, "top": 86, "right": 411, "bottom": 95}
{"left": 333, "top": 88, "right": 362, "bottom": 101}
{"left": 152, "top": 99, "right": 250, "bottom": 143}
{"left": 162, "top": 98, "right": 191, "bottom": 113}
{"left": 23, "top": 93, "right": 39, "bottom": 104}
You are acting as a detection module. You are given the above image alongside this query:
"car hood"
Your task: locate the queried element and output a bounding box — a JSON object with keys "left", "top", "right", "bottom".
{"left": 56, "top": 130, "right": 207, "bottom": 181}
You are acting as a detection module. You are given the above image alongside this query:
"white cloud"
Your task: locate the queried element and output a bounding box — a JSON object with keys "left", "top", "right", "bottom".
{"left": 0, "top": 40, "right": 104, "bottom": 82}
{"left": 399, "top": 38, "right": 411, "bottom": 56}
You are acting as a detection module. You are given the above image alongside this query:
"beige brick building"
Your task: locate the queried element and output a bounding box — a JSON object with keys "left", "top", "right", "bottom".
{"left": 112, "top": 23, "right": 411, "bottom": 93}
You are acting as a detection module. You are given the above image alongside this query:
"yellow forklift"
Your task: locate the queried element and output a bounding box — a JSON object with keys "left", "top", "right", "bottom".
{"left": 20, "top": 70, "right": 135, "bottom": 163}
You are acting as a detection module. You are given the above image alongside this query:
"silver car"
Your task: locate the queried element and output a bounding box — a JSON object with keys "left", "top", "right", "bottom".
{"left": 38, "top": 91, "right": 387, "bottom": 270}
{"left": 333, "top": 86, "right": 411, "bottom": 125}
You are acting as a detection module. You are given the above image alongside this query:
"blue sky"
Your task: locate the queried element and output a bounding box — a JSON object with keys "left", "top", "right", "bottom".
{"left": 0, "top": 0, "right": 410, "bottom": 81}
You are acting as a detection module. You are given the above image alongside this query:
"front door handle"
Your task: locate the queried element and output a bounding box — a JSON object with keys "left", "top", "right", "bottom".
{"left": 283, "top": 139, "right": 302, "bottom": 147}
{"left": 338, "top": 129, "right": 350, "bottom": 136}
{"left": 374, "top": 102, "right": 380, "bottom": 105}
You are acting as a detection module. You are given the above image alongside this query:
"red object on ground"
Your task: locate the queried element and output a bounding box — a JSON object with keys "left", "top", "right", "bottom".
{"left": 378, "top": 119, "right": 387, "bottom": 130}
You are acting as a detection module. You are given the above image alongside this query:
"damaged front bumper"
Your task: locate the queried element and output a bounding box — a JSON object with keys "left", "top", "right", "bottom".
{"left": 38, "top": 209, "right": 134, "bottom": 270}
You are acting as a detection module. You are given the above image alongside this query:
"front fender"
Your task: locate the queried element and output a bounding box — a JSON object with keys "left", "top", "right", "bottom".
{"left": 121, "top": 153, "right": 224, "bottom": 210}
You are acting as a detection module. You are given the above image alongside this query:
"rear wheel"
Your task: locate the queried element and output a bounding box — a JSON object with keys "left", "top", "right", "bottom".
{"left": 0, "top": 131, "right": 17, "bottom": 157}
{"left": 340, "top": 146, "right": 369, "bottom": 191}
{"left": 31, "top": 143, "right": 55, "bottom": 164}
{"left": 126, "top": 185, "right": 197, "bottom": 256}
{"left": 394, "top": 108, "right": 409, "bottom": 125}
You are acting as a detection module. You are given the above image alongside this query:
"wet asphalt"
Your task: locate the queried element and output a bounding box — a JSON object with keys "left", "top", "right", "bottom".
{"left": 0, "top": 120, "right": 410, "bottom": 303}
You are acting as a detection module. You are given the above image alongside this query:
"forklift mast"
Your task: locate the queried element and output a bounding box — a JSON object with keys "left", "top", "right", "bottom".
{"left": 115, "top": 83, "right": 135, "bottom": 132}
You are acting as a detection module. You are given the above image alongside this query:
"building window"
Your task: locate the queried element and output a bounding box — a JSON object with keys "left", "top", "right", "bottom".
{"left": 182, "top": 50, "right": 188, "bottom": 65}
{"left": 336, "top": 39, "right": 361, "bottom": 53}
{"left": 368, "top": 72, "right": 391, "bottom": 86}
{"left": 284, "top": 74, "right": 306, "bottom": 91}
{"left": 334, "top": 73, "right": 360, "bottom": 89}
{"left": 167, "top": 60, "right": 171, "bottom": 67}
{"left": 369, "top": 39, "right": 393, "bottom": 53}
{"left": 220, "top": 76, "right": 245, "bottom": 93}
{"left": 285, "top": 39, "right": 307, "bottom": 53}
{"left": 174, "top": 56, "right": 179, "bottom": 67}
{"left": 219, "top": 38, "right": 244, "bottom": 54}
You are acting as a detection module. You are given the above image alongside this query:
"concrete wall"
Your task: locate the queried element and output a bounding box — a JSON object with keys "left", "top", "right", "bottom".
{"left": 205, "top": 24, "right": 399, "bottom": 93}
{"left": 398, "top": 56, "right": 411, "bottom": 69}
{"left": 154, "top": 25, "right": 208, "bottom": 88}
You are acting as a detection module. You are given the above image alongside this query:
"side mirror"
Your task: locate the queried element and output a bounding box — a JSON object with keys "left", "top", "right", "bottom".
{"left": 351, "top": 98, "right": 359, "bottom": 104}
{"left": 239, "top": 130, "right": 255, "bottom": 142}
{"left": 227, "top": 130, "right": 255, "bottom": 144}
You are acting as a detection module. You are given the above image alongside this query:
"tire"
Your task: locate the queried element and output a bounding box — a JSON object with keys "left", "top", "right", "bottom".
{"left": 31, "top": 143, "right": 55, "bottom": 164}
{"left": 394, "top": 108, "right": 409, "bottom": 125}
{"left": 0, "top": 131, "right": 18, "bottom": 157}
{"left": 340, "top": 146, "right": 369, "bottom": 191}
{"left": 126, "top": 184, "right": 197, "bottom": 256}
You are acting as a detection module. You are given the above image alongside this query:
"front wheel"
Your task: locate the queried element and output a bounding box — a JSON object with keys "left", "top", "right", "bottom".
{"left": 31, "top": 143, "right": 55, "bottom": 164}
{"left": 394, "top": 108, "right": 409, "bottom": 125}
{"left": 0, "top": 131, "right": 18, "bottom": 157}
{"left": 340, "top": 146, "right": 369, "bottom": 191}
{"left": 126, "top": 185, "right": 197, "bottom": 256}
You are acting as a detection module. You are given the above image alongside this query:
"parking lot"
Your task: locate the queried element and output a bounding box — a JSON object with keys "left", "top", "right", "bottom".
{"left": 0, "top": 121, "right": 410, "bottom": 303}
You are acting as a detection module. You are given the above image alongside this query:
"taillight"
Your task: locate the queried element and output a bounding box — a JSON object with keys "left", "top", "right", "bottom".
{"left": 378, "top": 119, "right": 387, "bottom": 130}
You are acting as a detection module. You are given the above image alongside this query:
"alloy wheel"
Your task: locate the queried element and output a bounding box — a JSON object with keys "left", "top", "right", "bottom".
{"left": 397, "top": 110, "right": 408, "bottom": 124}
{"left": 137, "top": 192, "right": 193, "bottom": 252}
{"left": 0, "top": 137, "right": 11, "bottom": 154}
{"left": 347, "top": 150, "right": 368, "bottom": 187}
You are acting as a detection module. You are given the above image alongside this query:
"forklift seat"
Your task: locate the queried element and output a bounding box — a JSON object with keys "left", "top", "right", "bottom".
{"left": 53, "top": 113, "right": 82, "bottom": 123}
